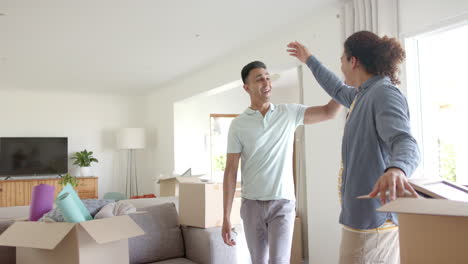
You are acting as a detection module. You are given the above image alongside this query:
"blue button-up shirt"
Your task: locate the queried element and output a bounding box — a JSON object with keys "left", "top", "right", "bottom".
{"left": 306, "top": 56, "right": 420, "bottom": 229}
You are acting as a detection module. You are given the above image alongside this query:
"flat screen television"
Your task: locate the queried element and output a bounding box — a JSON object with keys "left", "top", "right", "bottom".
{"left": 0, "top": 137, "right": 68, "bottom": 176}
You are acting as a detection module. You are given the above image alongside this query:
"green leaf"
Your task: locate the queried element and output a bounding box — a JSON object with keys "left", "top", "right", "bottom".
{"left": 58, "top": 173, "right": 79, "bottom": 188}
{"left": 70, "top": 149, "right": 98, "bottom": 167}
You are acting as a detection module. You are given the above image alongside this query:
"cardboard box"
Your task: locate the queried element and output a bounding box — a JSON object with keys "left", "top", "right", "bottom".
{"left": 158, "top": 176, "right": 202, "bottom": 197}
{"left": 0, "top": 215, "right": 144, "bottom": 264}
{"left": 378, "top": 198, "right": 468, "bottom": 264}
{"left": 179, "top": 182, "right": 241, "bottom": 228}
{"left": 290, "top": 216, "right": 303, "bottom": 264}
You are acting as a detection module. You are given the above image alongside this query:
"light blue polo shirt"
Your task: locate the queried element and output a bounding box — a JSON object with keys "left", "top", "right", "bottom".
{"left": 227, "top": 103, "right": 307, "bottom": 201}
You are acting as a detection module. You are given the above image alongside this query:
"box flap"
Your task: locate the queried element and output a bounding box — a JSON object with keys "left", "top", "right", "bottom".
{"left": 177, "top": 176, "right": 202, "bottom": 183}
{"left": 378, "top": 198, "right": 468, "bottom": 217}
{"left": 157, "top": 176, "right": 177, "bottom": 183}
{"left": 0, "top": 221, "right": 75, "bottom": 249}
{"left": 79, "top": 215, "right": 144, "bottom": 244}
{"left": 409, "top": 178, "right": 468, "bottom": 201}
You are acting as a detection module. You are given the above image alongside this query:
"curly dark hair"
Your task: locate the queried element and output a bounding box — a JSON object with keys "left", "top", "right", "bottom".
{"left": 344, "top": 31, "right": 406, "bottom": 85}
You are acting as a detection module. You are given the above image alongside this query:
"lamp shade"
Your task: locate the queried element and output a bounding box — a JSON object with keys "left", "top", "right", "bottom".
{"left": 117, "top": 128, "right": 146, "bottom": 149}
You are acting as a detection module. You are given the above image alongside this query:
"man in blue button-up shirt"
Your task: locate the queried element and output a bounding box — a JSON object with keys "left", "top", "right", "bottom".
{"left": 288, "top": 31, "right": 420, "bottom": 264}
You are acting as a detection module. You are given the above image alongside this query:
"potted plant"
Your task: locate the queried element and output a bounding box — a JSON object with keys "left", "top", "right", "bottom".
{"left": 71, "top": 149, "right": 99, "bottom": 177}
{"left": 58, "top": 173, "right": 79, "bottom": 187}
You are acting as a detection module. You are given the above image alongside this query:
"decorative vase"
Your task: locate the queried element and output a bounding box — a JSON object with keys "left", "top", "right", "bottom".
{"left": 80, "top": 166, "right": 92, "bottom": 177}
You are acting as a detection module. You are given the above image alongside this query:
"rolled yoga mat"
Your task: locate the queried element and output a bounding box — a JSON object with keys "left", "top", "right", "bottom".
{"left": 55, "top": 192, "right": 87, "bottom": 223}
{"left": 29, "top": 184, "right": 55, "bottom": 221}
{"left": 58, "top": 183, "right": 92, "bottom": 221}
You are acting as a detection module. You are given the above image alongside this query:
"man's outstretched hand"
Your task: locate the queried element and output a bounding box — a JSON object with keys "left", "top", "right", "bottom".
{"left": 287, "top": 41, "right": 312, "bottom": 63}
{"left": 368, "top": 168, "right": 418, "bottom": 204}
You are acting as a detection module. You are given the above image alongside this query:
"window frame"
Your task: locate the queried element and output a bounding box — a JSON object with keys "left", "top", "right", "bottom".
{"left": 403, "top": 19, "right": 468, "bottom": 184}
{"left": 209, "top": 114, "right": 239, "bottom": 182}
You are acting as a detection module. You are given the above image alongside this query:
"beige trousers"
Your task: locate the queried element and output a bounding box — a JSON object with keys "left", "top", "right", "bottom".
{"left": 339, "top": 227, "right": 400, "bottom": 264}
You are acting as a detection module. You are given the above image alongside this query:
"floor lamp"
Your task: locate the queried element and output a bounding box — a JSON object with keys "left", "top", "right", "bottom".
{"left": 117, "top": 128, "right": 145, "bottom": 198}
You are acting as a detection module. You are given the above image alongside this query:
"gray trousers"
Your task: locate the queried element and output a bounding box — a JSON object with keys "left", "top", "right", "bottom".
{"left": 240, "top": 198, "right": 296, "bottom": 264}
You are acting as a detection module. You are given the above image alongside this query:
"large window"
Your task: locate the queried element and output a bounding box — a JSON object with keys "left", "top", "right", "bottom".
{"left": 405, "top": 23, "right": 468, "bottom": 184}
{"left": 209, "top": 114, "right": 239, "bottom": 182}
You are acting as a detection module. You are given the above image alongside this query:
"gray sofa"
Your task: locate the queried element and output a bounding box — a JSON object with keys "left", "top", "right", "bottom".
{"left": 128, "top": 202, "right": 239, "bottom": 264}
{"left": 0, "top": 220, "right": 14, "bottom": 264}
{"left": 0, "top": 199, "right": 240, "bottom": 264}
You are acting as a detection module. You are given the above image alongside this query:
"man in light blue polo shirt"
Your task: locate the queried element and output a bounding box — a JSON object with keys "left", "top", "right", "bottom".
{"left": 222, "top": 61, "right": 342, "bottom": 264}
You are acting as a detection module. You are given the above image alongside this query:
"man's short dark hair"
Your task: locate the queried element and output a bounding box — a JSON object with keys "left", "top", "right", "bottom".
{"left": 241, "top": 61, "right": 267, "bottom": 84}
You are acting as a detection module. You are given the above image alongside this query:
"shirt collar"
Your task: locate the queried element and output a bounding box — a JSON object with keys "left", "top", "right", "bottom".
{"left": 359, "top": 75, "right": 388, "bottom": 91}
{"left": 244, "top": 103, "right": 275, "bottom": 115}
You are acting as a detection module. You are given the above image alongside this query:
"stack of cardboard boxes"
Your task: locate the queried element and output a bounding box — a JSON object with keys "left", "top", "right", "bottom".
{"left": 173, "top": 180, "right": 303, "bottom": 263}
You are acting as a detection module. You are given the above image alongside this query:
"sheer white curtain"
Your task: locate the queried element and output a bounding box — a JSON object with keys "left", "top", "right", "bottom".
{"left": 342, "top": 0, "right": 399, "bottom": 39}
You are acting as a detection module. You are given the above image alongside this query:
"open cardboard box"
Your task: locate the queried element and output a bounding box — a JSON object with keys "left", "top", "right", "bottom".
{"left": 0, "top": 215, "right": 144, "bottom": 264}
{"left": 178, "top": 182, "right": 241, "bottom": 228}
{"left": 378, "top": 198, "right": 468, "bottom": 264}
{"left": 157, "top": 176, "right": 202, "bottom": 197}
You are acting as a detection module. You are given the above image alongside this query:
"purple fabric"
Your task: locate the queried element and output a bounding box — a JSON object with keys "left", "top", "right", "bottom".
{"left": 29, "top": 184, "right": 55, "bottom": 221}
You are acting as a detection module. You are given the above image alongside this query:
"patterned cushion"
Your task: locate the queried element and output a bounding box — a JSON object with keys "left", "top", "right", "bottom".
{"left": 128, "top": 202, "right": 185, "bottom": 264}
{"left": 94, "top": 202, "right": 136, "bottom": 219}
{"left": 41, "top": 199, "right": 115, "bottom": 222}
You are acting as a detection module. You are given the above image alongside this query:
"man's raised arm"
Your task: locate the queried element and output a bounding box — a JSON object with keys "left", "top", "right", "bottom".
{"left": 303, "top": 99, "right": 342, "bottom": 125}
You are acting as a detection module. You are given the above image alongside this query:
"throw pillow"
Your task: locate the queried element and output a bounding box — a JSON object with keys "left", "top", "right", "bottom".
{"left": 94, "top": 202, "right": 136, "bottom": 219}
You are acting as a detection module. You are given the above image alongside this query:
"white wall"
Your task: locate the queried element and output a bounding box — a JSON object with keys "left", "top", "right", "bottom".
{"left": 146, "top": 3, "right": 344, "bottom": 263}
{"left": 399, "top": 0, "right": 468, "bottom": 37}
{"left": 173, "top": 84, "right": 249, "bottom": 176}
{"left": 0, "top": 89, "right": 145, "bottom": 197}
{"left": 173, "top": 67, "right": 300, "bottom": 179}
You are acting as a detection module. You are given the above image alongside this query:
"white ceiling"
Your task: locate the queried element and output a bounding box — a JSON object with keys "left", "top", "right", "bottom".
{"left": 1, "top": 0, "right": 336, "bottom": 95}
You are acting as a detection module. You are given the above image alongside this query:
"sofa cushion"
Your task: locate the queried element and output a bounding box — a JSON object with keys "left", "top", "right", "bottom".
{"left": 94, "top": 201, "right": 136, "bottom": 219}
{"left": 0, "top": 205, "right": 29, "bottom": 220}
{"left": 129, "top": 202, "right": 185, "bottom": 264}
{"left": 149, "top": 258, "right": 197, "bottom": 264}
{"left": 120, "top": 197, "right": 179, "bottom": 211}
{"left": 0, "top": 220, "right": 15, "bottom": 264}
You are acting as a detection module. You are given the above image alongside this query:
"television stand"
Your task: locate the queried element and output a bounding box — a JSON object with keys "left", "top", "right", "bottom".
{"left": 0, "top": 177, "right": 98, "bottom": 207}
